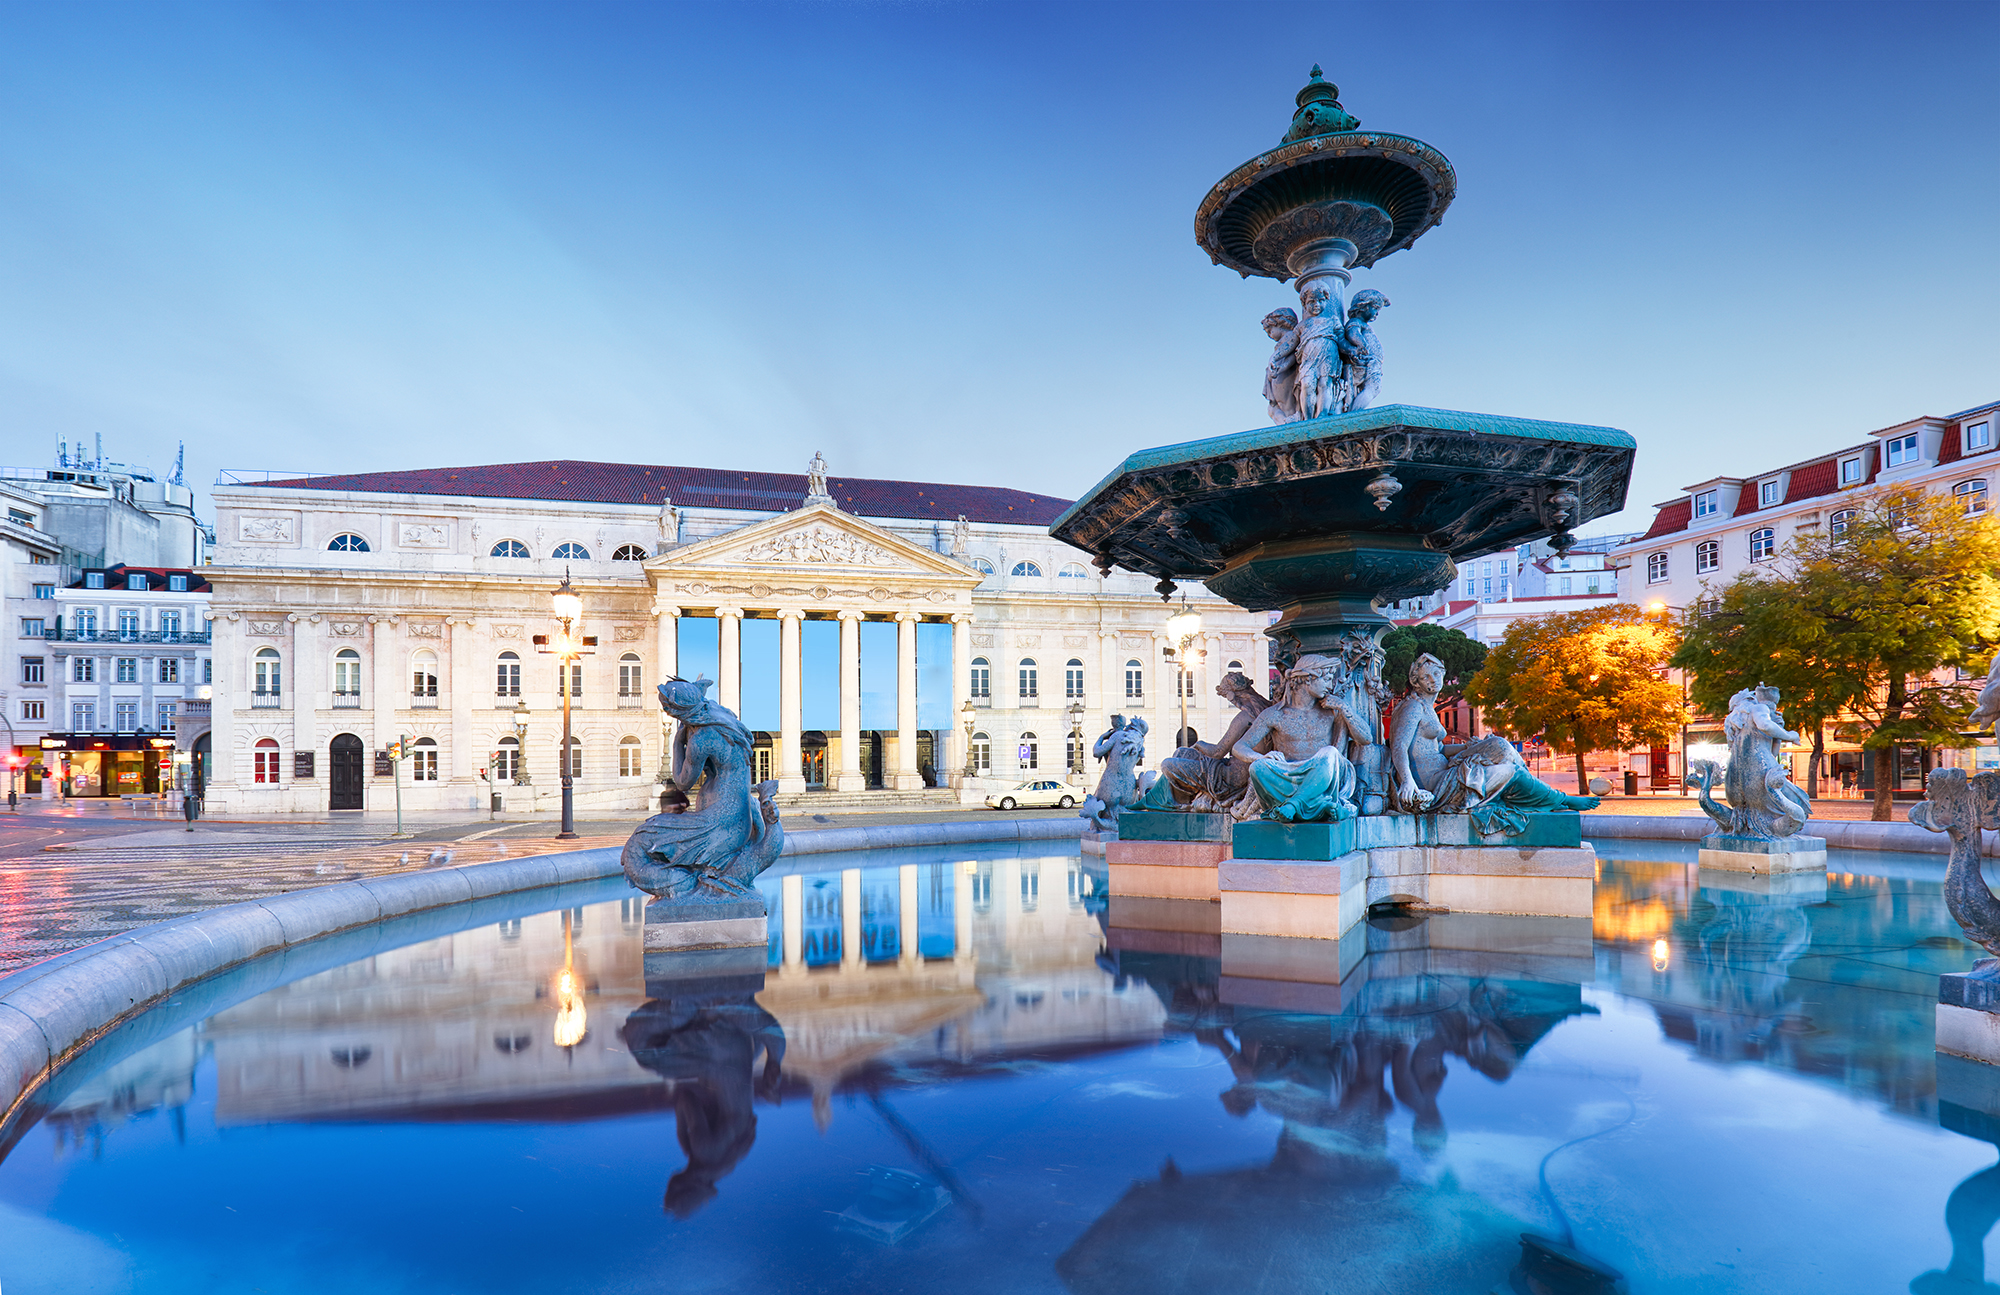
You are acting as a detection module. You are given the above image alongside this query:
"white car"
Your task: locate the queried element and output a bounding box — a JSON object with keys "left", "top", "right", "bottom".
{"left": 985, "top": 779, "right": 1086, "bottom": 811}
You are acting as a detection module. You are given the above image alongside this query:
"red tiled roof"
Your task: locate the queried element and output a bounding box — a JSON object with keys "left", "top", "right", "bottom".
{"left": 1940, "top": 424, "right": 1963, "bottom": 466}
{"left": 68, "top": 564, "right": 212, "bottom": 592}
{"left": 239, "top": 460, "right": 1070, "bottom": 526}
{"left": 1732, "top": 482, "right": 1763, "bottom": 517}
{"left": 1781, "top": 457, "right": 1837, "bottom": 504}
{"left": 1640, "top": 499, "right": 1692, "bottom": 540}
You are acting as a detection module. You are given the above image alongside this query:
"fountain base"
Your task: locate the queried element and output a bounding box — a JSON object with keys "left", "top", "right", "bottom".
{"left": 643, "top": 896, "right": 769, "bottom": 951}
{"left": 1697, "top": 834, "right": 1827, "bottom": 874}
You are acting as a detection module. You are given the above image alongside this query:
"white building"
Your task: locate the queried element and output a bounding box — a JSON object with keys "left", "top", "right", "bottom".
{"left": 202, "top": 458, "right": 1269, "bottom": 816}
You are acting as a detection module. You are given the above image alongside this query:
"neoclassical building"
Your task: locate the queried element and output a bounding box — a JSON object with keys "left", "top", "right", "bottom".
{"left": 203, "top": 458, "right": 1269, "bottom": 815}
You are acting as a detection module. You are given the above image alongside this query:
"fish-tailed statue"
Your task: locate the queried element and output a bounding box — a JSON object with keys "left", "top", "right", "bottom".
{"left": 1082, "top": 715, "right": 1153, "bottom": 833}
{"left": 1386, "top": 652, "right": 1600, "bottom": 834}
{"left": 622, "top": 677, "right": 784, "bottom": 899}
{"left": 1689, "top": 684, "right": 1812, "bottom": 840}
{"left": 1135, "top": 672, "right": 1273, "bottom": 818}
{"left": 1232, "top": 654, "right": 1366, "bottom": 823}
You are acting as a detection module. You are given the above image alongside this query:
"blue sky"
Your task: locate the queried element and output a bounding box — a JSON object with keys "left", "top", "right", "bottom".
{"left": 1, "top": 1, "right": 1995, "bottom": 536}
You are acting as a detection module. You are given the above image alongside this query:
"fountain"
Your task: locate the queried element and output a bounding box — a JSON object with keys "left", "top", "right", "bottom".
{"left": 1051, "top": 67, "right": 1637, "bottom": 937}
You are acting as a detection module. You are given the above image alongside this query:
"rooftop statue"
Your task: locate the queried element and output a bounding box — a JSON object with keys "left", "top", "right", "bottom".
{"left": 1135, "top": 672, "right": 1273, "bottom": 817}
{"left": 804, "top": 451, "right": 834, "bottom": 506}
{"left": 1232, "top": 654, "right": 1365, "bottom": 823}
{"left": 621, "top": 677, "right": 784, "bottom": 900}
{"left": 950, "top": 514, "right": 971, "bottom": 559}
{"left": 1690, "top": 685, "right": 1812, "bottom": 840}
{"left": 656, "top": 495, "right": 680, "bottom": 552}
{"left": 1387, "top": 652, "right": 1600, "bottom": 833}
{"left": 1081, "top": 715, "right": 1151, "bottom": 833}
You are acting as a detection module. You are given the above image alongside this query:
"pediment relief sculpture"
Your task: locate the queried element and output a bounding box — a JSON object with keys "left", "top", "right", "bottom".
{"left": 740, "top": 524, "right": 896, "bottom": 567}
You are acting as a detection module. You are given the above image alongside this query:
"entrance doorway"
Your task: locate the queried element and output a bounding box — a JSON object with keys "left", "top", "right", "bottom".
{"left": 329, "top": 733, "right": 364, "bottom": 810}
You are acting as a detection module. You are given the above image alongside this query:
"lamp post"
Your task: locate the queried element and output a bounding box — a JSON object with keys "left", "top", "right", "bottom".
{"left": 960, "top": 699, "right": 978, "bottom": 782}
{"left": 538, "top": 574, "right": 593, "bottom": 841}
{"left": 1163, "top": 598, "right": 1204, "bottom": 750}
{"left": 1066, "top": 701, "right": 1086, "bottom": 782}
{"left": 1645, "top": 599, "right": 1691, "bottom": 796}
{"left": 512, "top": 701, "right": 531, "bottom": 784}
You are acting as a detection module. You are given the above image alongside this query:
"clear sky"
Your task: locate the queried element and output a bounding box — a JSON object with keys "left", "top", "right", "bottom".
{"left": 2, "top": 1, "right": 1995, "bottom": 536}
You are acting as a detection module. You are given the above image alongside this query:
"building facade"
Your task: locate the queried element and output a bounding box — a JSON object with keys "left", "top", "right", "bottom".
{"left": 203, "top": 459, "right": 1269, "bottom": 815}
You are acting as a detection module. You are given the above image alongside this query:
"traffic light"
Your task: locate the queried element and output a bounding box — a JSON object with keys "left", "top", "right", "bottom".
{"left": 388, "top": 741, "right": 403, "bottom": 761}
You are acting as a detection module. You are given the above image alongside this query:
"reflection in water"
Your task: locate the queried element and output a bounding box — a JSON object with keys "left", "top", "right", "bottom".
{"left": 552, "top": 909, "right": 588, "bottom": 1050}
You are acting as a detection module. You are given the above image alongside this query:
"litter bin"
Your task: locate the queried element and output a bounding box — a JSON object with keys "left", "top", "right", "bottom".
{"left": 491, "top": 792, "right": 505, "bottom": 813}
{"left": 1623, "top": 770, "right": 1639, "bottom": 797}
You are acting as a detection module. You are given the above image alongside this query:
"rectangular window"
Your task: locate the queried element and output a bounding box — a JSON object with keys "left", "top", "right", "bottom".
{"left": 970, "top": 661, "right": 990, "bottom": 700}
{"left": 74, "top": 658, "right": 95, "bottom": 683}
{"left": 1559, "top": 576, "right": 1573, "bottom": 595}
{"left": 74, "top": 611, "right": 96, "bottom": 637}
{"left": 971, "top": 736, "right": 990, "bottom": 772}
{"left": 1839, "top": 456, "right": 1862, "bottom": 484}
{"left": 158, "top": 658, "right": 179, "bottom": 683}
{"left": 72, "top": 702, "right": 95, "bottom": 730}
{"left": 115, "top": 657, "right": 138, "bottom": 683}
{"left": 1124, "top": 664, "right": 1143, "bottom": 700}
{"left": 1693, "top": 490, "right": 1718, "bottom": 518}
{"left": 161, "top": 612, "right": 181, "bottom": 637}
{"left": 21, "top": 700, "right": 44, "bottom": 722}
{"left": 1463, "top": 575, "right": 1476, "bottom": 597}
{"left": 1065, "top": 663, "right": 1084, "bottom": 699}
{"left": 167, "top": 574, "right": 188, "bottom": 592}
{"left": 117, "top": 611, "right": 138, "bottom": 638}
{"left": 22, "top": 657, "right": 44, "bottom": 683}
{"left": 84, "top": 572, "right": 105, "bottom": 589}
{"left": 619, "top": 743, "right": 642, "bottom": 777}
{"left": 31, "top": 584, "right": 52, "bottom": 600}
{"left": 158, "top": 701, "right": 178, "bottom": 731}
{"left": 114, "top": 702, "right": 138, "bottom": 731}
{"left": 21, "top": 618, "right": 44, "bottom": 638}
{"left": 126, "top": 574, "right": 147, "bottom": 591}
{"left": 1646, "top": 552, "right": 1668, "bottom": 583}
{"left": 1887, "top": 433, "right": 1921, "bottom": 466}
{"left": 1018, "top": 663, "right": 1038, "bottom": 700}
{"left": 1481, "top": 577, "right": 1492, "bottom": 598}
{"left": 618, "top": 661, "right": 643, "bottom": 697}
{"left": 497, "top": 657, "right": 520, "bottom": 696}
{"left": 557, "top": 663, "right": 582, "bottom": 699}
{"left": 1759, "top": 479, "right": 1780, "bottom": 506}
{"left": 203, "top": 658, "right": 213, "bottom": 684}
{"left": 7, "top": 507, "right": 33, "bottom": 526}
{"left": 1967, "top": 421, "right": 1993, "bottom": 451}
{"left": 412, "top": 745, "right": 439, "bottom": 781}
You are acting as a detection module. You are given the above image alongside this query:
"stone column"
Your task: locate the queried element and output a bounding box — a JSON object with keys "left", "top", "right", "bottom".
{"left": 653, "top": 602, "right": 679, "bottom": 780}
{"left": 371, "top": 616, "right": 398, "bottom": 795}
{"left": 781, "top": 872, "right": 804, "bottom": 972}
{"left": 836, "top": 610, "right": 864, "bottom": 792}
{"left": 949, "top": 613, "right": 972, "bottom": 789}
{"left": 208, "top": 613, "right": 240, "bottom": 796}
{"left": 716, "top": 606, "right": 743, "bottom": 714}
{"left": 777, "top": 607, "right": 806, "bottom": 795}
{"left": 448, "top": 618, "right": 477, "bottom": 787}
{"left": 899, "top": 863, "right": 920, "bottom": 967}
{"left": 892, "top": 612, "right": 922, "bottom": 790}
{"left": 841, "top": 866, "right": 863, "bottom": 967}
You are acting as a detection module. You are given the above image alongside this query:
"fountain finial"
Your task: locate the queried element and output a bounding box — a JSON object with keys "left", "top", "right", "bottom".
{"left": 1284, "top": 65, "right": 1359, "bottom": 141}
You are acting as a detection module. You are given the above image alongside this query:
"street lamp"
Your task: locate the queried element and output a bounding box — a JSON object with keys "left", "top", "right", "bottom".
{"left": 1163, "top": 598, "right": 1204, "bottom": 749}
{"left": 1645, "top": 599, "right": 1691, "bottom": 796}
{"left": 1066, "top": 701, "right": 1086, "bottom": 782}
{"left": 537, "top": 573, "right": 594, "bottom": 841}
{"left": 960, "top": 698, "right": 978, "bottom": 782}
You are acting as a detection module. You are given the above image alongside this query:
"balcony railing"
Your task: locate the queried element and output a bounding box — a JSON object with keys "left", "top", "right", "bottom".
{"left": 411, "top": 693, "right": 439, "bottom": 709}
{"left": 250, "top": 691, "right": 283, "bottom": 709}
{"left": 332, "top": 692, "right": 362, "bottom": 709}
{"left": 55, "top": 629, "right": 211, "bottom": 644}
{"left": 617, "top": 693, "right": 645, "bottom": 708}
{"left": 495, "top": 691, "right": 521, "bottom": 707}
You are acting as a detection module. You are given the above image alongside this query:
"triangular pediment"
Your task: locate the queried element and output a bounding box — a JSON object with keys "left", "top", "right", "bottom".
{"left": 649, "top": 503, "right": 980, "bottom": 584}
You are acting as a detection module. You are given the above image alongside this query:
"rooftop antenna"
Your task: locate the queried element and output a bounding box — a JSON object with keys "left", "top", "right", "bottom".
{"left": 93, "top": 432, "right": 103, "bottom": 470}
{"left": 170, "top": 441, "right": 185, "bottom": 486}
{"left": 54, "top": 435, "right": 66, "bottom": 470}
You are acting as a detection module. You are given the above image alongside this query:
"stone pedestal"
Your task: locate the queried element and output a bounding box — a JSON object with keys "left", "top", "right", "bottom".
{"left": 1696, "top": 866, "right": 1828, "bottom": 901}
{"left": 1105, "top": 811, "right": 1235, "bottom": 901}
{"left": 644, "top": 896, "right": 769, "bottom": 952}
{"left": 1081, "top": 829, "right": 1114, "bottom": 857}
{"left": 1697, "top": 833, "right": 1827, "bottom": 874}
{"left": 1939, "top": 961, "right": 2000, "bottom": 1066}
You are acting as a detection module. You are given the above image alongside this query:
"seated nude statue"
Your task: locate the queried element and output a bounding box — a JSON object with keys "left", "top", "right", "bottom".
{"left": 1135, "top": 671, "right": 1272, "bottom": 816}
{"left": 1232, "top": 654, "right": 1365, "bottom": 822}
{"left": 1387, "top": 652, "right": 1599, "bottom": 834}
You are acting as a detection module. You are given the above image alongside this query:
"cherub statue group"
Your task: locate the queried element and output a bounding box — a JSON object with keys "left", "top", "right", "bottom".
{"left": 1263, "top": 285, "right": 1388, "bottom": 423}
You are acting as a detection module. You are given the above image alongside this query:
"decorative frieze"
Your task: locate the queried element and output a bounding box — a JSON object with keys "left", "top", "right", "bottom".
{"left": 742, "top": 525, "right": 895, "bottom": 566}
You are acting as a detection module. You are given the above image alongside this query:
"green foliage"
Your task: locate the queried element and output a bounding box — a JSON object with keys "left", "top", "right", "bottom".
{"left": 1467, "top": 605, "right": 1682, "bottom": 790}
{"left": 1381, "top": 624, "right": 1488, "bottom": 704}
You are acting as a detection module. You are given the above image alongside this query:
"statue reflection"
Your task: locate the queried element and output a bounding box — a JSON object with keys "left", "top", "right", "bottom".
{"left": 1911, "top": 1151, "right": 2000, "bottom": 1294}
{"left": 621, "top": 991, "right": 785, "bottom": 1218}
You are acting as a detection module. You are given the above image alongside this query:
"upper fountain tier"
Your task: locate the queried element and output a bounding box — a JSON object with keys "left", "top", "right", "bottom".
{"left": 1195, "top": 66, "right": 1456, "bottom": 280}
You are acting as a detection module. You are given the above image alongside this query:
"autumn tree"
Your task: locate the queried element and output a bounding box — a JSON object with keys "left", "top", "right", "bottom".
{"left": 1466, "top": 605, "right": 1683, "bottom": 795}
{"left": 1381, "top": 624, "right": 1488, "bottom": 704}
{"left": 1688, "top": 485, "right": 2000, "bottom": 821}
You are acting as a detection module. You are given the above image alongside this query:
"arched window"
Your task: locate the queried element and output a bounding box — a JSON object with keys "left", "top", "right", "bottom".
{"left": 1018, "top": 658, "right": 1039, "bottom": 701}
{"left": 253, "top": 737, "right": 281, "bottom": 784}
{"left": 970, "top": 557, "right": 995, "bottom": 575}
{"left": 1695, "top": 539, "right": 1720, "bottom": 573}
{"left": 1124, "top": 659, "right": 1144, "bottom": 700}
{"left": 1749, "top": 527, "right": 1776, "bottom": 561}
{"left": 1064, "top": 659, "right": 1084, "bottom": 699}
{"left": 1227, "top": 659, "right": 1244, "bottom": 673}
{"left": 1010, "top": 561, "right": 1043, "bottom": 577}
{"left": 970, "top": 732, "right": 991, "bottom": 773}
{"left": 1956, "top": 479, "right": 1988, "bottom": 515}
{"left": 411, "top": 736, "right": 438, "bottom": 781}
{"left": 1057, "top": 563, "right": 1089, "bottom": 579}
{"left": 552, "top": 542, "right": 590, "bottom": 560}
{"left": 411, "top": 649, "right": 439, "bottom": 701}
{"left": 1018, "top": 731, "right": 1039, "bottom": 770}
{"left": 563, "top": 736, "right": 582, "bottom": 778}
{"left": 618, "top": 735, "right": 643, "bottom": 777}
{"left": 557, "top": 660, "right": 582, "bottom": 700}
{"left": 333, "top": 648, "right": 361, "bottom": 703}
{"left": 1065, "top": 731, "right": 1082, "bottom": 774}
{"left": 327, "top": 533, "right": 370, "bottom": 552}
{"left": 618, "top": 653, "right": 643, "bottom": 699}
{"left": 969, "top": 656, "right": 991, "bottom": 700}
{"left": 495, "top": 735, "right": 520, "bottom": 782}
{"left": 496, "top": 651, "right": 521, "bottom": 698}
{"left": 612, "top": 544, "right": 648, "bottom": 561}
{"left": 491, "top": 540, "right": 530, "bottom": 558}
{"left": 1646, "top": 551, "right": 1668, "bottom": 583}
{"left": 1830, "top": 508, "right": 1856, "bottom": 540}
{"left": 254, "top": 647, "right": 281, "bottom": 699}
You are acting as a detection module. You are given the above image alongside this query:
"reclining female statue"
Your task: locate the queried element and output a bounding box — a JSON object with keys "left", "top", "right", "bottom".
{"left": 621, "top": 677, "right": 783, "bottom": 900}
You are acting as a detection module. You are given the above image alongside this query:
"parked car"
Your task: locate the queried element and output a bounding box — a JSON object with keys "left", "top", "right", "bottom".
{"left": 984, "top": 779, "right": 1086, "bottom": 811}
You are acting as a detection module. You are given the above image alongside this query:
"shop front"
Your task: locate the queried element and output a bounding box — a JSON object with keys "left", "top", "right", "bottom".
{"left": 37, "top": 734, "right": 180, "bottom": 798}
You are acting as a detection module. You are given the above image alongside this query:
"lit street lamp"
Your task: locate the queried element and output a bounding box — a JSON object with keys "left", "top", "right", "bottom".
{"left": 1645, "top": 599, "right": 1691, "bottom": 796}
{"left": 1163, "top": 598, "right": 1204, "bottom": 750}
{"left": 537, "top": 573, "right": 594, "bottom": 841}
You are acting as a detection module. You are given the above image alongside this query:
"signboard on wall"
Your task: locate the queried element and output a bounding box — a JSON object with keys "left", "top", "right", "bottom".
{"left": 374, "top": 751, "right": 394, "bottom": 777}
{"left": 293, "top": 752, "right": 315, "bottom": 780}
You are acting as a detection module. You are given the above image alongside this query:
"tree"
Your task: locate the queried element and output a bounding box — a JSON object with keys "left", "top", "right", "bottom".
{"left": 1381, "top": 624, "right": 1488, "bottom": 704}
{"left": 1466, "top": 605, "right": 1683, "bottom": 796}
{"left": 1669, "top": 572, "right": 1860, "bottom": 799}
{"left": 1718, "top": 485, "right": 2000, "bottom": 821}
